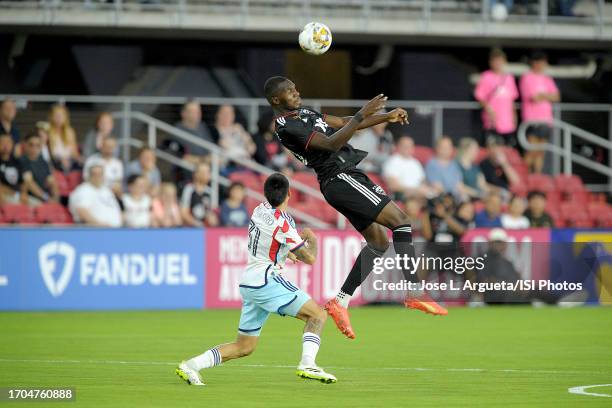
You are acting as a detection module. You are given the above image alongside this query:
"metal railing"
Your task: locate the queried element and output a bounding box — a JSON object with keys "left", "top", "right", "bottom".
{"left": 518, "top": 119, "right": 612, "bottom": 191}
{"left": 0, "top": 0, "right": 609, "bottom": 41}
{"left": 111, "top": 110, "right": 332, "bottom": 228}
{"left": 2, "top": 94, "right": 611, "bottom": 192}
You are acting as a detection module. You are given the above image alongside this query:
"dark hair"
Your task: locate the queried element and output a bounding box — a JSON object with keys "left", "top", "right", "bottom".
{"left": 24, "top": 132, "right": 40, "bottom": 142}
{"left": 229, "top": 181, "right": 245, "bottom": 192}
{"left": 527, "top": 190, "right": 546, "bottom": 200}
{"left": 489, "top": 47, "right": 506, "bottom": 60}
{"left": 127, "top": 174, "right": 142, "bottom": 186}
{"left": 530, "top": 51, "right": 548, "bottom": 63}
{"left": 264, "top": 173, "right": 289, "bottom": 207}
{"left": 264, "top": 76, "right": 289, "bottom": 104}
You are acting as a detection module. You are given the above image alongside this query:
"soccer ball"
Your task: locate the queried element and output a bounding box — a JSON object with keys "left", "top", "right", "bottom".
{"left": 298, "top": 22, "right": 332, "bottom": 56}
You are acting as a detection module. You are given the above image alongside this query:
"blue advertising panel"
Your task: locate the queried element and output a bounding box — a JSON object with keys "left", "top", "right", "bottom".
{"left": 0, "top": 228, "right": 205, "bottom": 310}
{"left": 550, "top": 229, "right": 612, "bottom": 304}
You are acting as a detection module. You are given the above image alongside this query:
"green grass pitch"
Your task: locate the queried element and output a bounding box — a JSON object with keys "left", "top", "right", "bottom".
{"left": 1, "top": 306, "right": 611, "bottom": 407}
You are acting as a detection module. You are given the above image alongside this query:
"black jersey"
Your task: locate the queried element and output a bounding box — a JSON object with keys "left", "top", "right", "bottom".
{"left": 274, "top": 107, "right": 367, "bottom": 183}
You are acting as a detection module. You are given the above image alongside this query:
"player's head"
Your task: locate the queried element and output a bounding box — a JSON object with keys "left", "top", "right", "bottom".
{"left": 264, "top": 173, "right": 290, "bottom": 207}
{"left": 264, "top": 76, "right": 301, "bottom": 110}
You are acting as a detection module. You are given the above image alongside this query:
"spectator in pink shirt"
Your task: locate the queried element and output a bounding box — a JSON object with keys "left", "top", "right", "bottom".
{"left": 519, "top": 52, "right": 560, "bottom": 173}
{"left": 475, "top": 48, "right": 519, "bottom": 147}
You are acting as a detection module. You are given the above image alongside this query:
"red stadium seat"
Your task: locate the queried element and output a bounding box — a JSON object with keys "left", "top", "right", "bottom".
{"left": 229, "top": 171, "right": 261, "bottom": 187}
{"left": 413, "top": 146, "right": 434, "bottom": 165}
{"left": 54, "top": 171, "right": 71, "bottom": 197}
{"left": 475, "top": 147, "right": 488, "bottom": 164}
{"left": 554, "top": 174, "right": 584, "bottom": 195}
{"left": 292, "top": 172, "right": 319, "bottom": 203}
{"left": 587, "top": 202, "right": 612, "bottom": 227}
{"left": 502, "top": 147, "right": 523, "bottom": 166}
{"left": 510, "top": 183, "right": 528, "bottom": 198}
{"left": 526, "top": 174, "right": 555, "bottom": 193}
{"left": 34, "top": 203, "right": 73, "bottom": 224}
{"left": 66, "top": 171, "right": 82, "bottom": 191}
{"left": 2, "top": 204, "right": 36, "bottom": 224}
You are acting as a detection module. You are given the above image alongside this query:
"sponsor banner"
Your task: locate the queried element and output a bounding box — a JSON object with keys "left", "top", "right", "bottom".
{"left": 0, "top": 228, "right": 204, "bottom": 310}
{"left": 205, "top": 228, "right": 368, "bottom": 308}
{"left": 550, "top": 229, "right": 612, "bottom": 304}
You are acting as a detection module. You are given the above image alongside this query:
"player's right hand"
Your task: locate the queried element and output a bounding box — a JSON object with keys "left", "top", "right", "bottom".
{"left": 358, "top": 94, "right": 388, "bottom": 118}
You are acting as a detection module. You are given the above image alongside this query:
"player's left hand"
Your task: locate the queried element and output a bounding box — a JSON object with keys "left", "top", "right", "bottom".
{"left": 387, "top": 108, "right": 409, "bottom": 125}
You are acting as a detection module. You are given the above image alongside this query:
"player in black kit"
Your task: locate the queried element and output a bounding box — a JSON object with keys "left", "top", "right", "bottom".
{"left": 264, "top": 76, "right": 447, "bottom": 340}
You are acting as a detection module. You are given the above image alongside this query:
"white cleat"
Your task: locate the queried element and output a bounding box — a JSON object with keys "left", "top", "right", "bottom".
{"left": 296, "top": 364, "right": 337, "bottom": 384}
{"left": 176, "top": 361, "right": 205, "bottom": 386}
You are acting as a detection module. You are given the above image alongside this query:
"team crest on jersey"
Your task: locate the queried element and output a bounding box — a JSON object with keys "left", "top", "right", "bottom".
{"left": 314, "top": 117, "right": 328, "bottom": 132}
{"left": 300, "top": 108, "right": 313, "bottom": 115}
{"left": 373, "top": 184, "right": 386, "bottom": 195}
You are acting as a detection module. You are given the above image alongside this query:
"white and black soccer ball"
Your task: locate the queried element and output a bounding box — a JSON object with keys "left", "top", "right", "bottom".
{"left": 298, "top": 22, "right": 332, "bottom": 56}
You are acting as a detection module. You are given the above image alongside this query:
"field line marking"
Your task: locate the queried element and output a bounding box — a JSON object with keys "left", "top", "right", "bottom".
{"left": 0, "top": 358, "right": 608, "bottom": 376}
{"left": 568, "top": 384, "right": 612, "bottom": 398}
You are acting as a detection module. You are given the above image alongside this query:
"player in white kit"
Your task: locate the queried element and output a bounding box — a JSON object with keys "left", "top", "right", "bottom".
{"left": 176, "top": 173, "right": 337, "bottom": 385}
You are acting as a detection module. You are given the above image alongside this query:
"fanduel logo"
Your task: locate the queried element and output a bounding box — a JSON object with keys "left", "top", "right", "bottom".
{"left": 38, "top": 241, "right": 197, "bottom": 297}
{"left": 39, "top": 241, "right": 76, "bottom": 297}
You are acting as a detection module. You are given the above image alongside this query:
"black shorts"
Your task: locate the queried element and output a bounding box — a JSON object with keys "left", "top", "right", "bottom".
{"left": 526, "top": 124, "right": 551, "bottom": 140}
{"left": 321, "top": 169, "right": 391, "bottom": 232}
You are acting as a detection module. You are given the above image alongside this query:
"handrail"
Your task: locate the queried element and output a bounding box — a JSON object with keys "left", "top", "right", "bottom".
{"left": 113, "top": 111, "right": 332, "bottom": 229}
{"left": 517, "top": 119, "right": 612, "bottom": 179}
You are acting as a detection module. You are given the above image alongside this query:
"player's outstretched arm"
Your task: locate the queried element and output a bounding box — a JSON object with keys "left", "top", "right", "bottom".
{"left": 292, "top": 228, "right": 318, "bottom": 265}
{"left": 308, "top": 94, "right": 387, "bottom": 152}
{"left": 325, "top": 108, "right": 409, "bottom": 130}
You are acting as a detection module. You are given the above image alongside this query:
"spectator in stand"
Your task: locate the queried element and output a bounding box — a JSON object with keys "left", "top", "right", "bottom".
{"left": 425, "top": 136, "right": 466, "bottom": 199}
{"left": 175, "top": 99, "right": 215, "bottom": 165}
{"left": 48, "top": 104, "right": 81, "bottom": 172}
{"left": 19, "top": 132, "right": 59, "bottom": 204}
{"left": 456, "top": 137, "right": 489, "bottom": 199}
{"left": 123, "top": 174, "right": 152, "bottom": 228}
{"left": 82, "top": 112, "right": 117, "bottom": 158}
{"left": 383, "top": 135, "right": 432, "bottom": 201}
{"left": 152, "top": 182, "right": 183, "bottom": 227}
{"left": 474, "top": 48, "right": 519, "bottom": 147}
{"left": 0, "top": 98, "right": 19, "bottom": 144}
{"left": 14, "top": 121, "right": 52, "bottom": 165}
{"left": 69, "top": 164, "right": 122, "bottom": 227}
{"left": 127, "top": 147, "right": 161, "bottom": 196}
{"left": 404, "top": 197, "right": 432, "bottom": 241}
{"left": 430, "top": 196, "right": 475, "bottom": 243}
{"left": 525, "top": 191, "right": 554, "bottom": 228}
{"left": 427, "top": 193, "right": 459, "bottom": 243}
{"left": 215, "top": 105, "right": 256, "bottom": 169}
{"left": 181, "top": 162, "right": 219, "bottom": 227}
{"left": 479, "top": 136, "right": 520, "bottom": 192}
{"left": 501, "top": 195, "right": 530, "bottom": 229}
{"left": 83, "top": 137, "right": 123, "bottom": 196}
{"left": 0, "top": 133, "right": 25, "bottom": 204}
{"left": 474, "top": 192, "right": 503, "bottom": 228}
{"left": 520, "top": 52, "right": 560, "bottom": 174}
{"left": 350, "top": 113, "right": 393, "bottom": 172}
{"left": 219, "top": 182, "right": 249, "bottom": 227}
{"left": 252, "top": 111, "right": 288, "bottom": 170}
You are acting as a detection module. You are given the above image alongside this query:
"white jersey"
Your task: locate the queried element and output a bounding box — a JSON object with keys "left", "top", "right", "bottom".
{"left": 239, "top": 202, "right": 305, "bottom": 288}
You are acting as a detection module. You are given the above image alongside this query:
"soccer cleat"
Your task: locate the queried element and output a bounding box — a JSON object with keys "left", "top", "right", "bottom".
{"left": 405, "top": 292, "right": 448, "bottom": 316}
{"left": 296, "top": 364, "right": 337, "bottom": 384}
{"left": 324, "top": 299, "right": 356, "bottom": 339}
{"left": 176, "top": 361, "right": 205, "bottom": 386}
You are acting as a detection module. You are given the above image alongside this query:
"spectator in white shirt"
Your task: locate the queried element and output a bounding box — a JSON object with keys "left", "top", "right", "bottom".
{"left": 382, "top": 135, "right": 433, "bottom": 200}
{"left": 350, "top": 118, "right": 393, "bottom": 172}
{"left": 123, "top": 174, "right": 152, "bottom": 228}
{"left": 83, "top": 137, "right": 123, "bottom": 196}
{"left": 501, "top": 195, "right": 530, "bottom": 229}
{"left": 69, "top": 164, "right": 122, "bottom": 227}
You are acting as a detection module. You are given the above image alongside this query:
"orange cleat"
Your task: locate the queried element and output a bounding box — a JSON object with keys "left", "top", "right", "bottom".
{"left": 405, "top": 292, "right": 448, "bottom": 316}
{"left": 324, "top": 299, "right": 356, "bottom": 339}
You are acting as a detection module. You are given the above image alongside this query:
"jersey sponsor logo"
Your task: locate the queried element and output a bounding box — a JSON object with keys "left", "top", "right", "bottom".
{"left": 314, "top": 118, "right": 329, "bottom": 132}
{"left": 293, "top": 152, "right": 308, "bottom": 165}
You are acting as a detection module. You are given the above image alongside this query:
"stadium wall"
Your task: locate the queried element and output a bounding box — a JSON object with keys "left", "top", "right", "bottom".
{"left": 0, "top": 228, "right": 609, "bottom": 310}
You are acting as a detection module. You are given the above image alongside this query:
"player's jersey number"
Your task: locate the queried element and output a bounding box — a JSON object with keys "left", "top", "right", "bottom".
{"left": 247, "top": 221, "right": 261, "bottom": 256}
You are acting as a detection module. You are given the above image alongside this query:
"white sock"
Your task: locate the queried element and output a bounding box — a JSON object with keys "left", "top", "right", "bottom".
{"left": 300, "top": 332, "right": 321, "bottom": 367}
{"left": 335, "top": 290, "right": 351, "bottom": 308}
{"left": 186, "top": 347, "right": 222, "bottom": 371}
